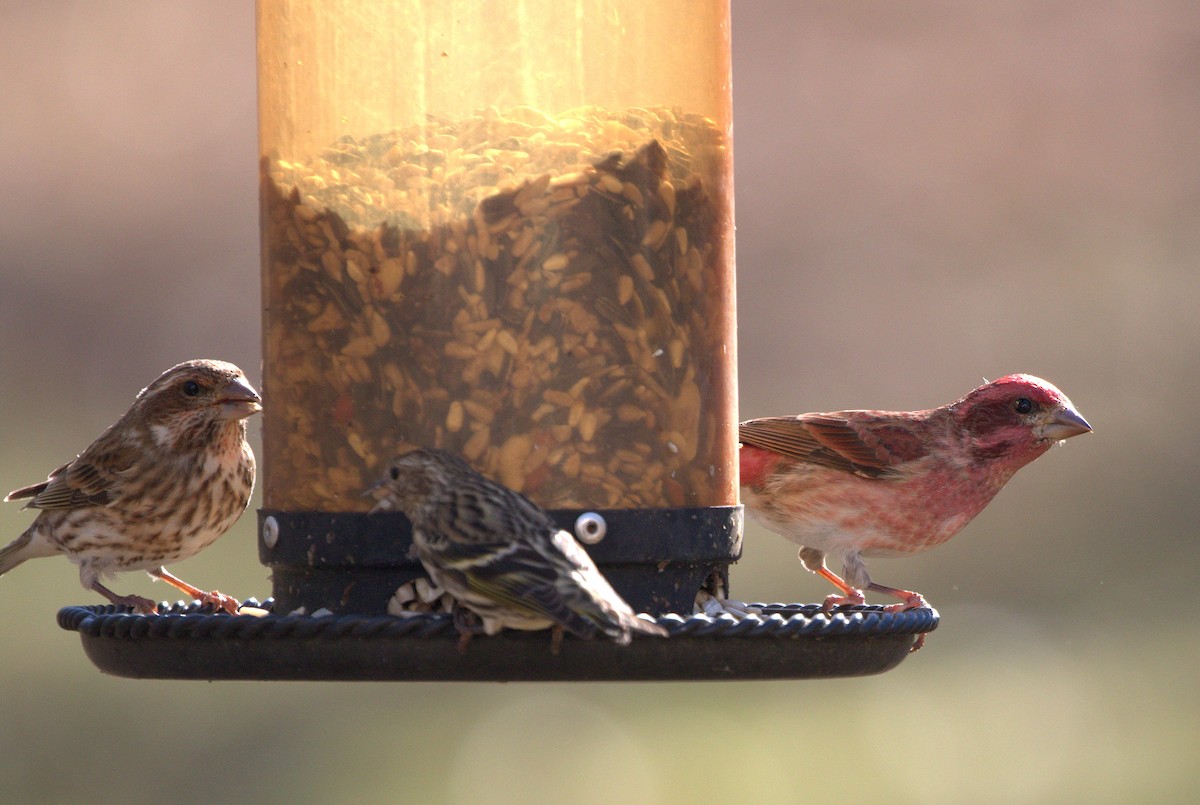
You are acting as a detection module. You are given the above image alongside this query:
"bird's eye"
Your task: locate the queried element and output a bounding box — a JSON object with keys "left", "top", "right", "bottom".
{"left": 182, "top": 380, "right": 202, "bottom": 397}
{"left": 1013, "top": 397, "right": 1034, "bottom": 414}
{"left": 389, "top": 466, "right": 400, "bottom": 480}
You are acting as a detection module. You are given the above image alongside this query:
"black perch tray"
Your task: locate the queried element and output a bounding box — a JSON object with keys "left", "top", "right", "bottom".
{"left": 57, "top": 599, "right": 937, "bottom": 681}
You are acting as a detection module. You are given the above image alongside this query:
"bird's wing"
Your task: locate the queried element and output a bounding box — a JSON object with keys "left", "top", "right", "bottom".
{"left": 3, "top": 462, "right": 68, "bottom": 504}
{"left": 435, "top": 530, "right": 614, "bottom": 639}
{"left": 420, "top": 476, "right": 641, "bottom": 639}
{"left": 739, "top": 413, "right": 930, "bottom": 479}
{"left": 5, "top": 439, "right": 138, "bottom": 510}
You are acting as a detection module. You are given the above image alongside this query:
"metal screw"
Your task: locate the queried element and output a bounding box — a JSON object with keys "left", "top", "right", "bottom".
{"left": 262, "top": 515, "right": 280, "bottom": 549}
{"left": 574, "top": 512, "right": 607, "bottom": 544}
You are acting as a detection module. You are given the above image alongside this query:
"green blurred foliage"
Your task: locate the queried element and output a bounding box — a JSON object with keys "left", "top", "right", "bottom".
{"left": 1, "top": 2, "right": 1198, "bottom": 803}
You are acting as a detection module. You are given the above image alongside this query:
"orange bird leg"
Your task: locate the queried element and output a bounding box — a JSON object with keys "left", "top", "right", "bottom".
{"left": 813, "top": 565, "right": 867, "bottom": 609}
{"left": 91, "top": 580, "right": 158, "bottom": 614}
{"left": 148, "top": 567, "right": 240, "bottom": 613}
{"left": 866, "top": 582, "right": 928, "bottom": 612}
{"left": 805, "top": 554, "right": 930, "bottom": 652}
{"left": 865, "top": 582, "right": 930, "bottom": 653}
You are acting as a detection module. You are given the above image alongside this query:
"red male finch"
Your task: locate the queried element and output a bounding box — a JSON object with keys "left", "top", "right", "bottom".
{"left": 0, "top": 359, "right": 261, "bottom": 614}
{"left": 739, "top": 374, "right": 1091, "bottom": 613}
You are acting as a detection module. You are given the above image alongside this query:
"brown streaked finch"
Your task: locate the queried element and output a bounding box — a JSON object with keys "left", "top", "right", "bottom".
{"left": 367, "top": 447, "right": 668, "bottom": 650}
{"left": 0, "top": 359, "right": 261, "bottom": 614}
{"left": 739, "top": 374, "right": 1091, "bottom": 614}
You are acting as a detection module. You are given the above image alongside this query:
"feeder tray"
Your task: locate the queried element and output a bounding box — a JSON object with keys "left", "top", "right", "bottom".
{"left": 58, "top": 599, "right": 936, "bottom": 681}
{"left": 59, "top": 505, "right": 936, "bottom": 680}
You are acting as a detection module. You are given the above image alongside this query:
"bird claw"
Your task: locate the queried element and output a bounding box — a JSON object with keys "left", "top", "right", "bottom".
{"left": 195, "top": 589, "right": 241, "bottom": 614}
{"left": 879, "top": 592, "right": 927, "bottom": 613}
{"left": 821, "top": 590, "right": 866, "bottom": 610}
{"left": 452, "top": 604, "right": 484, "bottom": 654}
{"left": 111, "top": 594, "right": 160, "bottom": 615}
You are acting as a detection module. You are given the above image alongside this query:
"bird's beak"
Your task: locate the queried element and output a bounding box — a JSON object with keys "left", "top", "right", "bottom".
{"left": 217, "top": 377, "right": 263, "bottom": 421}
{"left": 363, "top": 479, "right": 392, "bottom": 513}
{"left": 1041, "top": 405, "right": 1092, "bottom": 442}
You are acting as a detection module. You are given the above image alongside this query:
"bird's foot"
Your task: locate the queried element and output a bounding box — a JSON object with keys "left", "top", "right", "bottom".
{"left": 866, "top": 583, "right": 928, "bottom": 612}
{"left": 452, "top": 604, "right": 485, "bottom": 655}
{"left": 812, "top": 563, "right": 867, "bottom": 610}
{"left": 879, "top": 593, "right": 928, "bottom": 613}
{"left": 91, "top": 580, "right": 159, "bottom": 614}
{"left": 109, "top": 593, "right": 159, "bottom": 615}
{"left": 863, "top": 586, "right": 930, "bottom": 652}
{"left": 195, "top": 589, "right": 242, "bottom": 614}
{"left": 821, "top": 589, "right": 866, "bottom": 610}
{"left": 148, "top": 568, "right": 239, "bottom": 613}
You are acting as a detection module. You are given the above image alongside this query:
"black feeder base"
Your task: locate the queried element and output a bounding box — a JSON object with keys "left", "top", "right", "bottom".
{"left": 258, "top": 508, "right": 745, "bottom": 617}
{"left": 57, "top": 600, "right": 936, "bottom": 681}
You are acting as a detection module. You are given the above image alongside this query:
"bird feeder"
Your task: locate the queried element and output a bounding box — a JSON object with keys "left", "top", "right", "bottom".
{"left": 60, "top": 0, "right": 933, "bottom": 680}
{"left": 256, "top": 0, "right": 741, "bottom": 621}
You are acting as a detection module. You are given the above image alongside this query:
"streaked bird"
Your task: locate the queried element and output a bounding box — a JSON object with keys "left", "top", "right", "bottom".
{"left": 0, "top": 359, "right": 260, "bottom": 613}
{"left": 368, "top": 447, "right": 667, "bottom": 649}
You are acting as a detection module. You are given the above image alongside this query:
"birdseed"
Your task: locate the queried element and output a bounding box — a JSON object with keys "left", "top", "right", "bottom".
{"left": 262, "top": 105, "right": 735, "bottom": 510}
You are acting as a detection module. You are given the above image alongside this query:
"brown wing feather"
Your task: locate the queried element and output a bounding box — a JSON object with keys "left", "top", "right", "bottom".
{"left": 22, "top": 461, "right": 114, "bottom": 509}
{"left": 6, "top": 438, "right": 139, "bottom": 511}
{"left": 739, "top": 416, "right": 877, "bottom": 476}
{"left": 739, "top": 412, "right": 931, "bottom": 478}
{"left": 3, "top": 478, "right": 53, "bottom": 503}
{"left": 738, "top": 417, "right": 823, "bottom": 460}
{"left": 800, "top": 415, "right": 901, "bottom": 470}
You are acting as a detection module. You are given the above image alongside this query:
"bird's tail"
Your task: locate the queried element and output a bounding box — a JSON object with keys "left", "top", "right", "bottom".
{"left": 569, "top": 608, "right": 669, "bottom": 645}
{"left": 0, "top": 529, "right": 52, "bottom": 577}
{"left": 626, "top": 612, "right": 669, "bottom": 640}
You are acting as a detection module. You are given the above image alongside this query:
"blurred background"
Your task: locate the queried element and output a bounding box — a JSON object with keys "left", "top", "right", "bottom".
{"left": 1, "top": 1, "right": 1197, "bottom": 802}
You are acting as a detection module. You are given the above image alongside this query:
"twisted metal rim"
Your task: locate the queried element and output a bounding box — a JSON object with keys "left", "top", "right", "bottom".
{"left": 58, "top": 599, "right": 938, "bottom": 641}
